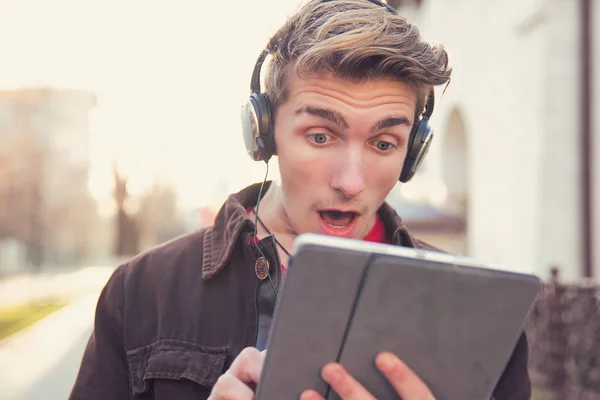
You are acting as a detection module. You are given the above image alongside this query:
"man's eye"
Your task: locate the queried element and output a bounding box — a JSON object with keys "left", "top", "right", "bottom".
{"left": 374, "top": 140, "right": 396, "bottom": 152}
{"left": 308, "top": 133, "right": 331, "bottom": 144}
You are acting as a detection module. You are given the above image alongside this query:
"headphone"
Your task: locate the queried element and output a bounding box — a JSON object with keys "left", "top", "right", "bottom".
{"left": 240, "top": 0, "right": 435, "bottom": 183}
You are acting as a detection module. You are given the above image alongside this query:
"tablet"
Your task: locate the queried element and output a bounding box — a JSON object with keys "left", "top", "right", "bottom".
{"left": 254, "top": 233, "right": 542, "bottom": 400}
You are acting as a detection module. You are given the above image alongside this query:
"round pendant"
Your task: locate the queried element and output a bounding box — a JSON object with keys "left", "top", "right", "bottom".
{"left": 255, "top": 256, "right": 270, "bottom": 280}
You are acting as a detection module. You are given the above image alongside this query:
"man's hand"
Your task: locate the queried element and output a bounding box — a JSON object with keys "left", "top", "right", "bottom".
{"left": 300, "top": 352, "right": 435, "bottom": 400}
{"left": 208, "top": 347, "right": 266, "bottom": 400}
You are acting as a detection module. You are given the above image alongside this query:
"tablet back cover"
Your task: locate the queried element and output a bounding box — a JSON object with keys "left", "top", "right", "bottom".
{"left": 254, "top": 245, "right": 371, "bottom": 399}
{"left": 333, "top": 255, "right": 541, "bottom": 400}
{"left": 255, "top": 238, "right": 541, "bottom": 400}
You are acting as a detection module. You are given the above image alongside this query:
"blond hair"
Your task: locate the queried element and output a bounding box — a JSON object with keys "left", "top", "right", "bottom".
{"left": 264, "top": 0, "right": 451, "bottom": 117}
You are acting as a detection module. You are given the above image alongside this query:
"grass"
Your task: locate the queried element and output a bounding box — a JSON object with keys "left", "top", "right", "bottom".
{"left": 532, "top": 386, "right": 553, "bottom": 400}
{"left": 532, "top": 386, "right": 580, "bottom": 400}
{"left": 0, "top": 301, "right": 67, "bottom": 341}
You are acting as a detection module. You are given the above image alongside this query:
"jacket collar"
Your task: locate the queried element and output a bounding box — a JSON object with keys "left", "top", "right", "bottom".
{"left": 201, "top": 182, "right": 429, "bottom": 280}
{"left": 201, "top": 182, "right": 266, "bottom": 280}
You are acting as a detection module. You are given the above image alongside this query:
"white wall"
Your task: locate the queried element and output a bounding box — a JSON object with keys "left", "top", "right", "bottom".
{"left": 397, "top": 0, "right": 596, "bottom": 281}
{"left": 537, "top": 0, "right": 582, "bottom": 282}
{"left": 407, "top": 0, "right": 547, "bottom": 275}
{"left": 592, "top": 0, "right": 600, "bottom": 280}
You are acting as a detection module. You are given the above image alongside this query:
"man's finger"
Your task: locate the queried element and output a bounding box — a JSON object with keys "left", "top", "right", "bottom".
{"left": 299, "top": 389, "right": 325, "bottom": 400}
{"left": 375, "top": 352, "right": 436, "bottom": 400}
{"left": 209, "top": 372, "right": 255, "bottom": 400}
{"left": 227, "top": 347, "right": 265, "bottom": 384}
{"left": 321, "top": 362, "right": 376, "bottom": 400}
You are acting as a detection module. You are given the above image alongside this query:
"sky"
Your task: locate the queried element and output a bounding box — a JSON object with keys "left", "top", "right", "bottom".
{"left": 0, "top": 0, "right": 303, "bottom": 215}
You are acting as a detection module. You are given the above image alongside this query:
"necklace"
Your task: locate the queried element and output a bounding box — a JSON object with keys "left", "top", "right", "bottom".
{"left": 252, "top": 207, "right": 291, "bottom": 257}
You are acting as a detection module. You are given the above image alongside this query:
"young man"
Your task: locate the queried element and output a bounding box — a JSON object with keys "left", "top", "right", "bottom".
{"left": 70, "top": 1, "right": 531, "bottom": 399}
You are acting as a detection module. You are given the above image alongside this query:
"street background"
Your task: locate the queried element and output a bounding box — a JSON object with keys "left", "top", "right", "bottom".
{"left": 0, "top": 0, "right": 597, "bottom": 398}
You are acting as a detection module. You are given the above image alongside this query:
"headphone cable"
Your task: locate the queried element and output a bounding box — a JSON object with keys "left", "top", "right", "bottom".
{"left": 253, "top": 161, "right": 279, "bottom": 297}
{"left": 252, "top": 210, "right": 291, "bottom": 257}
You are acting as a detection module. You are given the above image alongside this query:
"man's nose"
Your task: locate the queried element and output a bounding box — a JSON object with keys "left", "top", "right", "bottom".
{"left": 330, "top": 151, "right": 365, "bottom": 198}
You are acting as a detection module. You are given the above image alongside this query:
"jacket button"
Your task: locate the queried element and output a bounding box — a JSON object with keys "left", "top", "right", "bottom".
{"left": 255, "top": 257, "right": 270, "bottom": 280}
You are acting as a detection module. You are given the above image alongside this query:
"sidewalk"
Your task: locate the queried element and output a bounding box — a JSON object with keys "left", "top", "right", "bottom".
{"left": 0, "top": 265, "right": 117, "bottom": 307}
{"left": 0, "top": 266, "right": 115, "bottom": 399}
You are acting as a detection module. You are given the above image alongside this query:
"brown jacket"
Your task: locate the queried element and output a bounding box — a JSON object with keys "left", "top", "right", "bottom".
{"left": 70, "top": 182, "right": 531, "bottom": 400}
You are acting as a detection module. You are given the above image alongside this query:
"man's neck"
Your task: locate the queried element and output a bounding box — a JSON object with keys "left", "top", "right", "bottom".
{"left": 251, "top": 182, "right": 297, "bottom": 264}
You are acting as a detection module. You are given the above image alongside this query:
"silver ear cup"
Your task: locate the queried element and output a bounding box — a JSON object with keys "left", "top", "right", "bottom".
{"left": 399, "top": 122, "right": 433, "bottom": 182}
{"left": 409, "top": 128, "right": 433, "bottom": 180}
{"left": 240, "top": 100, "right": 262, "bottom": 161}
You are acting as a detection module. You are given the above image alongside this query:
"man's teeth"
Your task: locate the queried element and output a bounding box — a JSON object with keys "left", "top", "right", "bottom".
{"left": 319, "top": 210, "right": 356, "bottom": 229}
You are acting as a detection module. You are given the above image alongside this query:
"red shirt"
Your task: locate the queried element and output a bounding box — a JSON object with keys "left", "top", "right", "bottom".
{"left": 363, "top": 213, "right": 388, "bottom": 244}
{"left": 247, "top": 209, "right": 389, "bottom": 276}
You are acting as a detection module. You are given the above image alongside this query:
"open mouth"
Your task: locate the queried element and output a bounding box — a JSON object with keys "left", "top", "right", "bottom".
{"left": 318, "top": 210, "right": 358, "bottom": 229}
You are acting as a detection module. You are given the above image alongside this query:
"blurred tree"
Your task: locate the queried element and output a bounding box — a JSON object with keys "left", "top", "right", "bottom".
{"left": 0, "top": 88, "right": 100, "bottom": 272}
{"left": 0, "top": 123, "right": 46, "bottom": 271}
{"left": 136, "top": 181, "right": 184, "bottom": 251}
{"left": 113, "top": 166, "right": 139, "bottom": 257}
{"left": 42, "top": 166, "right": 101, "bottom": 266}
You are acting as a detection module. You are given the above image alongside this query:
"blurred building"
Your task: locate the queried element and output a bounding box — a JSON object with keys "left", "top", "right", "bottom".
{"left": 0, "top": 88, "right": 98, "bottom": 274}
{"left": 390, "top": 0, "right": 599, "bottom": 282}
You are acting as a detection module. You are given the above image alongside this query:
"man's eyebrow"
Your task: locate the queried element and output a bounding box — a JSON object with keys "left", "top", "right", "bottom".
{"left": 294, "top": 106, "right": 349, "bottom": 129}
{"left": 371, "top": 117, "right": 412, "bottom": 133}
{"left": 294, "top": 106, "right": 412, "bottom": 133}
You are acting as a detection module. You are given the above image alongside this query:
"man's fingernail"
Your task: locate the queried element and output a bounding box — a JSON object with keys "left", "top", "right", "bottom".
{"left": 300, "top": 390, "right": 318, "bottom": 400}
{"left": 377, "top": 353, "right": 395, "bottom": 372}
{"left": 323, "top": 364, "right": 342, "bottom": 384}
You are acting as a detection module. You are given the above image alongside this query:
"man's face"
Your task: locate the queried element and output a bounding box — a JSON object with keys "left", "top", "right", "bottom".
{"left": 274, "top": 73, "right": 417, "bottom": 239}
